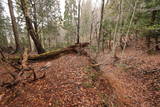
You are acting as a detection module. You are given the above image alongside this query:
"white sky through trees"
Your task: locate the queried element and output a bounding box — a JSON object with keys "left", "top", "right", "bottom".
{"left": 2, "top": 0, "right": 102, "bottom": 17}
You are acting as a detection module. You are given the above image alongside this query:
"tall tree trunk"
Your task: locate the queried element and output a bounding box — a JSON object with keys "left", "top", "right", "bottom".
{"left": 90, "top": 10, "right": 94, "bottom": 45}
{"left": 155, "top": 36, "right": 159, "bottom": 50}
{"left": 90, "top": 22, "right": 93, "bottom": 44}
{"left": 147, "top": 10, "right": 157, "bottom": 49}
{"left": 98, "top": 0, "right": 105, "bottom": 51}
{"left": 146, "top": 35, "right": 151, "bottom": 48}
{"left": 29, "top": 0, "right": 38, "bottom": 34}
{"left": 20, "top": 0, "right": 45, "bottom": 54}
{"left": 151, "top": 10, "right": 158, "bottom": 50}
{"left": 48, "top": 37, "right": 51, "bottom": 48}
{"left": 77, "top": 0, "right": 81, "bottom": 44}
{"left": 108, "top": 37, "right": 112, "bottom": 50}
{"left": 8, "top": 0, "right": 21, "bottom": 52}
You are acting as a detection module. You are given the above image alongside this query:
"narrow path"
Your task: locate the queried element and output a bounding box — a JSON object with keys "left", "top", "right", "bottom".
{"left": 96, "top": 49, "right": 160, "bottom": 107}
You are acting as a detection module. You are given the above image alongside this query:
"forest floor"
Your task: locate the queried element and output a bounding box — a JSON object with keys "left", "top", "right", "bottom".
{"left": 96, "top": 48, "right": 160, "bottom": 107}
{"left": 0, "top": 46, "right": 160, "bottom": 107}
{"left": 0, "top": 53, "right": 115, "bottom": 107}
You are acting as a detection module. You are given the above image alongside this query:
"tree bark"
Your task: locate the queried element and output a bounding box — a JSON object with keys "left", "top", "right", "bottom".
{"left": 90, "top": 22, "right": 93, "bottom": 44}
{"left": 98, "top": 0, "right": 105, "bottom": 51}
{"left": 20, "top": 0, "right": 45, "bottom": 54}
{"left": 8, "top": 0, "right": 21, "bottom": 52}
{"left": 90, "top": 10, "right": 94, "bottom": 45}
{"left": 29, "top": 0, "right": 38, "bottom": 34}
{"left": 77, "top": 0, "right": 81, "bottom": 44}
{"left": 155, "top": 35, "right": 159, "bottom": 50}
{"left": 151, "top": 10, "right": 159, "bottom": 50}
{"left": 146, "top": 35, "right": 151, "bottom": 48}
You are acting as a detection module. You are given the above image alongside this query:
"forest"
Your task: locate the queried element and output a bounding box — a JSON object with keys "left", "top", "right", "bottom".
{"left": 0, "top": 0, "right": 160, "bottom": 107}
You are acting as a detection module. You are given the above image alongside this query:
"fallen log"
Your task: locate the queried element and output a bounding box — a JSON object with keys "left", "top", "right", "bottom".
{"left": 10, "top": 42, "right": 89, "bottom": 61}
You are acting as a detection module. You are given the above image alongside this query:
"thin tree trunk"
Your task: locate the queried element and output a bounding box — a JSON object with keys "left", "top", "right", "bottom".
{"left": 90, "top": 22, "right": 93, "bottom": 44}
{"left": 98, "top": 0, "right": 105, "bottom": 51}
{"left": 108, "top": 35, "right": 112, "bottom": 50}
{"left": 155, "top": 36, "right": 159, "bottom": 50}
{"left": 8, "top": 0, "right": 21, "bottom": 52}
{"left": 151, "top": 10, "right": 157, "bottom": 50}
{"left": 48, "top": 37, "right": 51, "bottom": 48}
{"left": 146, "top": 10, "right": 157, "bottom": 49}
{"left": 20, "top": 0, "right": 45, "bottom": 54}
{"left": 112, "top": 0, "right": 123, "bottom": 58}
{"left": 121, "top": 0, "right": 138, "bottom": 58}
{"left": 77, "top": 0, "right": 81, "bottom": 44}
{"left": 146, "top": 35, "right": 151, "bottom": 48}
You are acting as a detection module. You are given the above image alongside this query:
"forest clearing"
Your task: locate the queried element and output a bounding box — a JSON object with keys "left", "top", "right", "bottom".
{"left": 0, "top": 0, "right": 160, "bottom": 107}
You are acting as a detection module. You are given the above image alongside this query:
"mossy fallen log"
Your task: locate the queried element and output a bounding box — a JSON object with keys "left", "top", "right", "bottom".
{"left": 10, "top": 42, "right": 89, "bottom": 61}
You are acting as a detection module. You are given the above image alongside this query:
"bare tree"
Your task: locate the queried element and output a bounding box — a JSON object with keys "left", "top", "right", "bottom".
{"left": 8, "top": 0, "right": 21, "bottom": 52}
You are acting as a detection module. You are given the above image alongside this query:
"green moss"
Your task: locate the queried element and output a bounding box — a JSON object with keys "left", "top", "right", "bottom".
{"left": 51, "top": 100, "right": 61, "bottom": 107}
{"left": 81, "top": 82, "right": 94, "bottom": 88}
{"left": 147, "top": 49, "right": 158, "bottom": 55}
{"left": 89, "top": 45, "right": 98, "bottom": 52}
{"left": 115, "top": 63, "right": 131, "bottom": 72}
{"left": 84, "top": 65, "right": 102, "bottom": 83}
{"left": 89, "top": 72, "right": 100, "bottom": 82}
{"left": 99, "top": 93, "right": 109, "bottom": 107}
{"left": 84, "top": 66, "right": 93, "bottom": 72}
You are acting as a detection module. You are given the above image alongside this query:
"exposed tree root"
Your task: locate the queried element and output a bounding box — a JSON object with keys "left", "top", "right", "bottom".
{"left": 0, "top": 49, "right": 45, "bottom": 89}
{"left": 1, "top": 43, "right": 89, "bottom": 89}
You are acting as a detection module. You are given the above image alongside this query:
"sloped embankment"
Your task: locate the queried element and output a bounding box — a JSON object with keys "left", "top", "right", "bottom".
{"left": 97, "top": 50, "right": 160, "bottom": 107}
